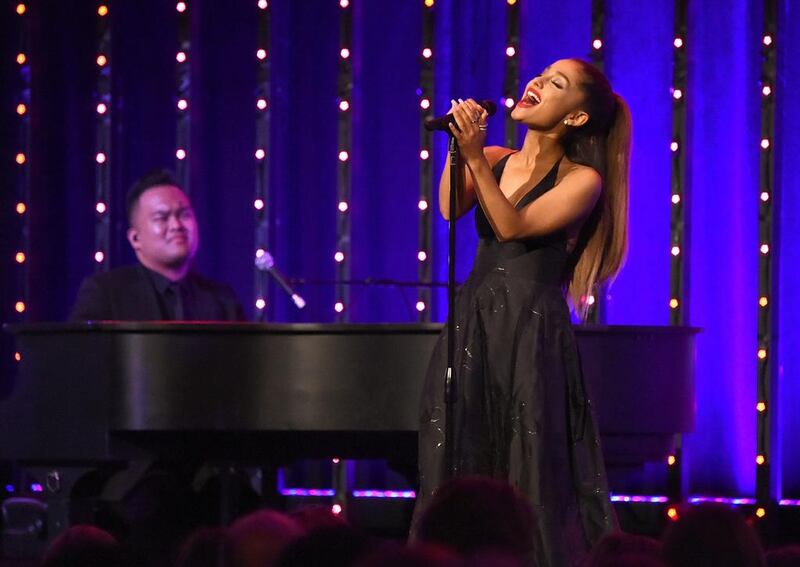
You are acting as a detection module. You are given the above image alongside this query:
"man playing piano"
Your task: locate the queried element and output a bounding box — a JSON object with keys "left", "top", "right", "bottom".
{"left": 70, "top": 169, "right": 244, "bottom": 322}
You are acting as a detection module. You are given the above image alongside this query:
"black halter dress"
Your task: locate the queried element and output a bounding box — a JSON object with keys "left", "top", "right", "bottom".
{"left": 413, "top": 153, "right": 617, "bottom": 567}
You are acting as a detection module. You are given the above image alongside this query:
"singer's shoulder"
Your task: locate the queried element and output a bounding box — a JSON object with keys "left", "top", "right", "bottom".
{"left": 483, "top": 146, "right": 516, "bottom": 166}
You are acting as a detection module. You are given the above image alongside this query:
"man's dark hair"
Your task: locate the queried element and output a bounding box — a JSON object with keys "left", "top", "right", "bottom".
{"left": 126, "top": 169, "right": 182, "bottom": 225}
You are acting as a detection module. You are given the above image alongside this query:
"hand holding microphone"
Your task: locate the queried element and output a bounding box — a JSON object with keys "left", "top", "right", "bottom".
{"left": 424, "top": 98, "right": 497, "bottom": 132}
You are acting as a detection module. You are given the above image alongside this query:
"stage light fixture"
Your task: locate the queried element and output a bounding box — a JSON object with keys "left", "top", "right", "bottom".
{"left": 669, "top": 298, "right": 679, "bottom": 309}
{"left": 419, "top": 149, "right": 430, "bottom": 160}
{"left": 506, "top": 46, "right": 516, "bottom": 57}
{"left": 176, "top": 51, "right": 187, "bottom": 63}
{"left": 416, "top": 301, "right": 426, "bottom": 312}
{"left": 256, "top": 298, "right": 266, "bottom": 309}
{"left": 96, "top": 54, "right": 107, "bottom": 67}
{"left": 16, "top": 53, "right": 26, "bottom": 65}
{"left": 760, "top": 244, "right": 769, "bottom": 255}
{"left": 422, "top": 47, "right": 432, "bottom": 59}
{"left": 95, "top": 152, "right": 106, "bottom": 164}
{"left": 98, "top": 5, "right": 108, "bottom": 16}
{"left": 671, "top": 246, "right": 680, "bottom": 256}
{"left": 16, "top": 202, "right": 26, "bottom": 214}
{"left": 334, "top": 302, "right": 344, "bottom": 313}
{"left": 505, "top": 97, "right": 515, "bottom": 108}
{"left": 756, "top": 402, "right": 766, "bottom": 412}
{"left": 257, "top": 98, "right": 267, "bottom": 110}
{"left": 340, "top": 48, "right": 350, "bottom": 59}
{"left": 418, "top": 199, "right": 428, "bottom": 211}
{"left": 257, "top": 48, "right": 267, "bottom": 60}
{"left": 96, "top": 102, "right": 107, "bottom": 114}
{"left": 759, "top": 296, "right": 768, "bottom": 307}
{"left": 94, "top": 251, "right": 104, "bottom": 263}
{"left": 15, "top": 301, "right": 25, "bottom": 313}
{"left": 762, "top": 85, "right": 771, "bottom": 96}
{"left": 338, "top": 100, "right": 350, "bottom": 111}
{"left": 334, "top": 252, "right": 344, "bottom": 263}
{"left": 673, "top": 37, "right": 684, "bottom": 48}
{"left": 254, "top": 199, "right": 264, "bottom": 210}
{"left": 176, "top": 148, "right": 186, "bottom": 160}
{"left": 255, "top": 149, "right": 266, "bottom": 160}
{"left": 418, "top": 251, "right": 427, "bottom": 262}
{"left": 420, "top": 98, "right": 430, "bottom": 110}
{"left": 177, "top": 98, "right": 188, "bottom": 110}
{"left": 672, "top": 194, "right": 681, "bottom": 204}
{"left": 338, "top": 201, "right": 349, "bottom": 213}
{"left": 95, "top": 202, "right": 107, "bottom": 213}
{"left": 760, "top": 191, "right": 769, "bottom": 202}
{"left": 15, "top": 153, "right": 26, "bottom": 165}
{"left": 338, "top": 151, "right": 349, "bottom": 162}
{"left": 16, "top": 103, "right": 26, "bottom": 115}
{"left": 15, "top": 252, "right": 25, "bottom": 264}
{"left": 757, "top": 349, "right": 767, "bottom": 360}
{"left": 670, "top": 142, "right": 679, "bottom": 152}
{"left": 592, "top": 39, "right": 602, "bottom": 50}
{"left": 761, "top": 138, "right": 770, "bottom": 149}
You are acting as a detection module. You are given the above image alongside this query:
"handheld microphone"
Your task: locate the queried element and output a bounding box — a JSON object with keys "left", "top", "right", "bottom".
{"left": 255, "top": 252, "right": 306, "bottom": 309}
{"left": 424, "top": 99, "right": 498, "bottom": 132}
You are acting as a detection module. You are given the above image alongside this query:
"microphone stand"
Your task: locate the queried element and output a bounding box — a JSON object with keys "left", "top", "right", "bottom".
{"left": 445, "top": 134, "right": 458, "bottom": 481}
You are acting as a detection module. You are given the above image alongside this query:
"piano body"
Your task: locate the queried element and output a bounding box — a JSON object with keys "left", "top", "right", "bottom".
{"left": 0, "top": 322, "right": 697, "bottom": 530}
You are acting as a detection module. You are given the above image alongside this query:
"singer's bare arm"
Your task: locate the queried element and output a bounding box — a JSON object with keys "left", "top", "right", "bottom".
{"left": 448, "top": 100, "right": 601, "bottom": 241}
{"left": 438, "top": 145, "right": 515, "bottom": 220}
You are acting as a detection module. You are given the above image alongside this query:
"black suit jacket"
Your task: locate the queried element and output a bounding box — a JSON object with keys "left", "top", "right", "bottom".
{"left": 69, "top": 265, "right": 245, "bottom": 321}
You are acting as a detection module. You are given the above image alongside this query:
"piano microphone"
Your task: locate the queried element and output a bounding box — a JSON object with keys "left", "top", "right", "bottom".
{"left": 255, "top": 251, "right": 306, "bottom": 309}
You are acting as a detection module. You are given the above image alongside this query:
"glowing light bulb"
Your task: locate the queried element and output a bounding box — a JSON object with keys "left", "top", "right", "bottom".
{"left": 96, "top": 202, "right": 107, "bottom": 214}
{"left": 756, "top": 402, "right": 766, "bottom": 412}
{"left": 339, "top": 0, "right": 349, "bottom": 7}
{"left": 592, "top": 39, "right": 603, "bottom": 50}
{"left": 760, "top": 191, "right": 770, "bottom": 202}
{"left": 16, "top": 202, "right": 27, "bottom": 214}
{"left": 15, "top": 301, "right": 25, "bottom": 313}
{"left": 176, "top": 2, "right": 187, "bottom": 13}
{"left": 256, "top": 298, "right": 266, "bottom": 309}
{"left": 672, "top": 194, "right": 681, "bottom": 204}
{"left": 257, "top": 49, "right": 267, "bottom": 60}
{"left": 334, "top": 251, "right": 345, "bottom": 263}
{"left": 419, "top": 149, "right": 430, "bottom": 160}
{"left": 758, "top": 348, "right": 767, "bottom": 360}
{"left": 671, "top": 246, "right": 680, "bottom": 256}
{"left": 505, "top": 97, "right": 515, "bottom": 108}
{"left": 96, "top": 102, "right": 107, "bottom": 114}
{"left": 256, "top": 248, "right": 265, "bottom": 258}
{"left": 420, "top": 98, "right": 431, "bottom": 110}
{"left": 416, "top": 301, "right": 426, "bottom": 312}
{"left": 255, "top": 149, "right": 266, "bottom": 160}
{"left": 177, "top": 98, "right": 188, "bottom": 110}
{"left": 673, "top": 37, "right": 684, "bottom": 48}
{"left": 332, "top": 504, "right": 342, "bottom": 515}
{"left": 667, "top": 507, "right": 679, "bottom": 520}
{"left": 759, "top": 296, "right": 768, "bottom": 307}
{"left": 15, "top": 252, "right": 25, "bottom": 264}
{"left": 762, "top": 85, "right": 772, "bottom": 96}
{"left": 672, "top": 88, "right": 683, "bottom": 100}
{"left": 670, "top": 142, "right": 679, "bottom": 152}
{"left": 422, "top": 48, "right": 432, "bottom": 59}
{"left": 15, "top": 153, "right": 26, "bottom": 165}
{"left": 16, "top": 53, "right": 27, "bottom": 65}
{"left": 340, "top": 48, "right": 350, "bottom": 59}
{"left": 418, "top": 251, "right": 427, "bottom": 262}
{"left": 96, "top": 152, "right": 106, "bottom": 164}
{"left": 96, "top": 54, "right": 107, "bottom": 67}
{"left": 506, "top": 46, "right": 516, "bottom": 57}
{"left": 756, "top": 454, "right": 765, "bottom": 465}
{"left": 334, "top": 301, "right": 344, "bottom": 313}
{"left": 176, "top": 51, "right": 187, "bottom": 63}
{"left": 338, "top": 201, "right": 349, "bottom": 212}
{"left": 763, "top": 35, "right": 773, "bottom": 46}
{"left": 424, "top": 0, "right": 434, "bottom": 7}
{"left": 16, "top": 103, "right": 26, "bottom": 115}
{"left": 98, "top": 5, "right": 109, "bottom": 16}
{"left": 258, "top": 0, "right": 268, "bottom": 9}
{"left": 338, "top": 151, "right": 349, "bottom": 162}
{"left": 670, "top": 298, "right": 679, "bottom": 309}
{"left": 16, "top": 3, "right": 26, "bottom": 15}
{"left": 14, "top": 352, "right": 22, "bottom": 362}
{"left": 760, "top": 244, "right": 770, "bottom": 255}
{"left": 587, "top": 295, "right": 596, "bottom": 306}
{"left": 94, "top": 251, "right": 105, "bottom": 263}
{"left": 339, "top": 100, "right": 350, "bottom": 111}
{"left": 257, "top": 98, "right": 268, "bottom": 110}
{"left": 761, "top": 138, "right": 770, "bottom": 149}
{"left": 667, "top": 455, "right": 676, "bottom": 466}
{"left": 418, "top": 199, "right": 428, "bottom": 211}
{"left": 756, "top": 507, "right": 766, "bottom": 518}
{"left": 176, "top": 148, "right": 186, "bottom": 160}
{"left": 254, "top": 198, "right": 264, "bottom": 210}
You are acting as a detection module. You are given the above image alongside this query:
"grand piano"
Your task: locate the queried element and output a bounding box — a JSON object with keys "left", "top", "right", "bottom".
{"left": 0, "top": 323, "right": 697, "bottom": 533}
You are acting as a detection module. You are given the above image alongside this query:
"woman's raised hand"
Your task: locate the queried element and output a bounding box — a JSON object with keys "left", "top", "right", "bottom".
{"left": 447, "top": 98, "right": 489, "bottom": 162}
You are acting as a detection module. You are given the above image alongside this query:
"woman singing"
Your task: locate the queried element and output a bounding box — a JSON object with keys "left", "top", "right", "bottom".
{"left": 413, "top": 58, "right": 632, "bottom": 567}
